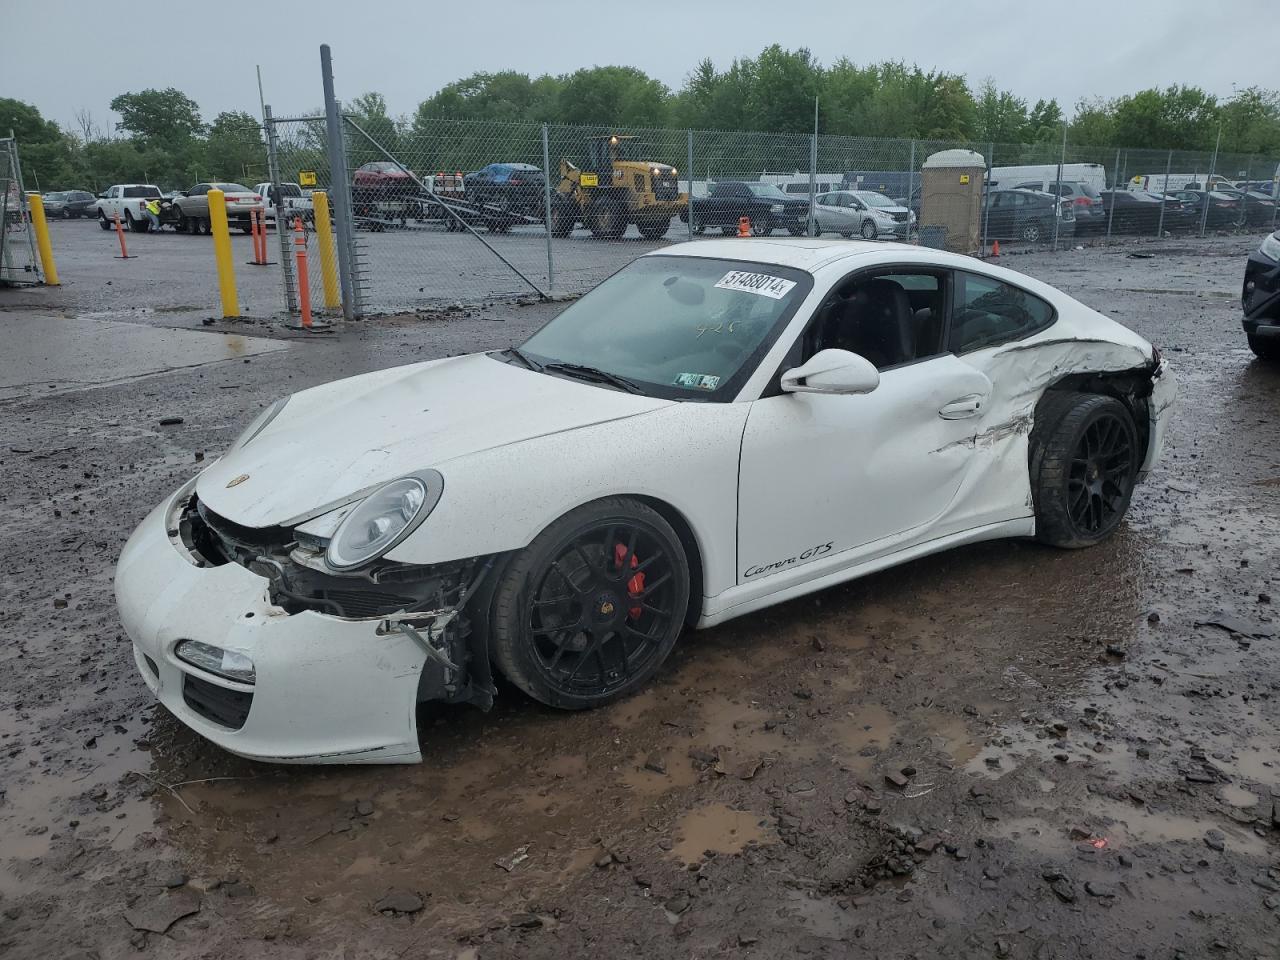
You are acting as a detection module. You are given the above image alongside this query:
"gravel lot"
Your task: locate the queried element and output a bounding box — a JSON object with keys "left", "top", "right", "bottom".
{"left": 1, "top": 235, "right": 1278, "bottom": 959}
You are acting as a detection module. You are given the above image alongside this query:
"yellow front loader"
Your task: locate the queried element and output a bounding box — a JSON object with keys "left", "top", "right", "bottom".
{"left": 550, "top": 135, "right": 687, "bottom": 240}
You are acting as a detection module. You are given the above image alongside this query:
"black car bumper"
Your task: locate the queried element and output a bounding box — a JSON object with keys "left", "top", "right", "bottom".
{"left": 1242, "top": 249, "right": 1280, "bottom": 332}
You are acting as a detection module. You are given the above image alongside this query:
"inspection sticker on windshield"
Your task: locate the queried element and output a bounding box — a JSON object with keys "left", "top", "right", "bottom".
{"left": 714, "top": 270, "right": 796, "bottom": 299}
{"left": 675, "top": 372, "right": 721, "bottom": 391}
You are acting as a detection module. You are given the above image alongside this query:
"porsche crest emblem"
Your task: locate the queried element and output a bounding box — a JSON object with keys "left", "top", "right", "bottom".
{"left": 225, "top": 474, "right": 250, "bottom": 489}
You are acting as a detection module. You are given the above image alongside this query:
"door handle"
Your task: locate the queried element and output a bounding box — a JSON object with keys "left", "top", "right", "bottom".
{"left": 939, "top": 394, "right": 985, "bottom": 419}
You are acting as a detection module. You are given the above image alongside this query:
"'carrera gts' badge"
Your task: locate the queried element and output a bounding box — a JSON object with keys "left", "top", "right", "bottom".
{"left": 225, "top": 474, "right": 250, "bottom": 489}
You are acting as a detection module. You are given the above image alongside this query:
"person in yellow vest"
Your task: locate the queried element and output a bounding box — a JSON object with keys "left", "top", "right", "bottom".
{"left": 144, "top": 197, "right": 162, "bottom": 232}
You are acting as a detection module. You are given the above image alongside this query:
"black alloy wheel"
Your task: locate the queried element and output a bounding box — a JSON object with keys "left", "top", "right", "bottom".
{"left": 489, "top": 498, "right": 690, "bottom": 709}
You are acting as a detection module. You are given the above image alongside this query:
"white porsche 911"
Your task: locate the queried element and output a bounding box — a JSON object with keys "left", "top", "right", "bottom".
{"left": 115, "top": 239, "right": 1175, "bottom": 764}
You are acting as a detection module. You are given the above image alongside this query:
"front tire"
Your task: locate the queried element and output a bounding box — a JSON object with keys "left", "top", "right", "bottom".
{"left": 98, "top": 212, "right": 112, "bottom": 231}
{"left": 489, "top": 497, "right": 690, "bottom": 710}
{"left": 1032, "top": 393, "right": 1139, "bottom": 548}
{"left": 860, "top": 219, "right": 877, "bottom": 240}
{"left": 1248, "top": 333, "right": 1280, "bottom": 361}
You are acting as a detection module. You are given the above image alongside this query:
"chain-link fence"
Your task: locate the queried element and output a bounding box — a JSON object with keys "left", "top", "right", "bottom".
{"left": 1, "top": 137, "right": 41, "bottom": 287}
{"left": 258, "top": 47, "right": 1280, "bottom": 319}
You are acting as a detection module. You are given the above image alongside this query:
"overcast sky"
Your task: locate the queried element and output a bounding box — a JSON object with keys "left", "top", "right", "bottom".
{"left": 4, "top": 0, "right": 1275, "bottom": 133}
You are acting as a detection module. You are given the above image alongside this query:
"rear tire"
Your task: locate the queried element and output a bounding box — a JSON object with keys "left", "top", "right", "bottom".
{"left": 1021, "top": 221, "right": 1044, "bottom": 243}
{"left": 587, "top": 196, "right": 626, "bottom": 239}
{"left": 1031, "top": 393, "right": 1139, "bottom": 549}
{"left": 548, "top": 197, "right": 577, "bottom": 238}
{"left": 1248, "top": 333, "right": 1280, "bottom": 361}
{"left": 489, "top": 497, "right": 690, "bottom": 710}
{"left": 637, "top": 218, "right": 670, "bottom": 240}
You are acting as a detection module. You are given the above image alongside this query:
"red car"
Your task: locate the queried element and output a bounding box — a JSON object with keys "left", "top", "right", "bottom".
{"left": 351, "top": 161, "right": 418, "bottom": 215}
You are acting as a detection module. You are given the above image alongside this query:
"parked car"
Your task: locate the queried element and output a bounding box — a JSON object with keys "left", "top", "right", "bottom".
{"left": 463, "top": 163, "right": 545, "bottom": 216}
{"left": 813, "top": 190, "right": 914, "bottom": 240}
{"left": 171, "top": 183, "right": 264, "bottom": 235}
{"left": 1167, "top": 189, "right": 1246, "bottom": 230}
{"left": 253, "top": 182, "right": 315, "bottom": 226}
{"left": 1095, "top": 190, "right": 1180, "bottom": 234}
{"left": 683, "top": 180, "right": 810, "bottom": 235}
{"left": 1011, "top": 180, "right": 1106, "bottom": 232}
{"left": 41, "top": 190, "right": 97, "bottom": 219}
{"left": 1242, "top": 230, "right": 1280, "bottom": 360}
{"left": 351, "top": 161, "right": 418, "bottom": 216}
{"left": 1217, "top": 189, "right": 1278, "bottom": 227}
{"left": 94, "top": 184, "right": 164, "bottom": 232}
{"left": 983, "top": 188, "right": 1074, "bottom": 243}
{"left": 114, "top": 239, "right": 1174, "bottom": 764}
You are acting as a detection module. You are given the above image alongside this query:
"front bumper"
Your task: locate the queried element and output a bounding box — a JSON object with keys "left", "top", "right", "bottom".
{"left": 115, "top": 481, "right": 432, "bottom": 764}
{"left": 1140, "top": 358, "right": 1177, "bottom": 480}
{"left": 1242, "top": 249, "right": 1280, "bottom": 329}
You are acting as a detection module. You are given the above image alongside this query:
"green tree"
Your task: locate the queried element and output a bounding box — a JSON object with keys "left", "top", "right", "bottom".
{"left": 746, "top": 45, "right": 822, "bottom": 134}
{"left": 109, "top": 88, "right": 204, "bottom": 146}
{"left": 1109, "top": 85, "right": 1219, "bottom": 150}
{"left": 1068, "top": 98, "right": 1116, "bottom": 147}
{"left": 973, "top": 79, "right": 1029, "bottom": 144}
{"left": 1027, "top": 99, "right": 1064, "bottom": 143}
{"left": 204, "top": 111, "right": 264, "bottom": 181}
{"left": 0, "top": 98, "right": 80, "bottom": 190}
{"left": 555, "top": 66, "right": 669, "bottom": 127}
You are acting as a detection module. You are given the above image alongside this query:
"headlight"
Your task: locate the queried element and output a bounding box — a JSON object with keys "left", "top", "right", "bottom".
{"left": 175, "top": 640, "right": 255, "bottom": 684}
{"left": 229, "top": 397, "right": 288, "bottom": 451}
{"left": 770, "top": 204, "right": 784, "bottom": 213}
{"left": 325, "top": 473, "right": 442, "bottom": 570}
{"left": 1261, "top": 232, "right": 1280, "bottom": 262}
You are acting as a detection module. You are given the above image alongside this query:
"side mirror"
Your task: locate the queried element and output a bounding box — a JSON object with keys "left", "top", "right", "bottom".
{"left": 781, "top": 349, "right": 880, "bottom": 396}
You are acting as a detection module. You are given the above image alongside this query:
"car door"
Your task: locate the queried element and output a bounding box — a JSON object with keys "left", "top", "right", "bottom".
{"left": 814, "top": 193, "right": 851, "bottom": 233}
{"left": 985, "top": 192, "right": 1010, "bottom": 237}
{"left": 185, "top": 184, "right": 210, "bottom": 217}
{"left": 736, "top": 269, "right": 993, "bottom": 585}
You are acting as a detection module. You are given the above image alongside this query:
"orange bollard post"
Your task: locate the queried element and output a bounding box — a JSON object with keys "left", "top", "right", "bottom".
{"left": 254, "top": 210, "right": 264, "bottom": 263}
{"left": 247, "top": 210, "right": 262, "bottom": 265}
{"left": 293, "top": 217, "right": 312, "bottom": 329}
{"left": 991, "top": 239, "right": 1000, "bottom": 257}
{"left": 113, "top": 212, "right": 134, "bottom": 259}
{"left": 737, "top": 216, "right": 751, "bottom": 237}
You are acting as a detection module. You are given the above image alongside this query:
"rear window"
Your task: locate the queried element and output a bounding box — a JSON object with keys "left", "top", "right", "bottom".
{"left": 278, "top": 183, "right": 302, "bottom": 197}
{"left": 123, "top": 186, "right": 161, "bottom": 198}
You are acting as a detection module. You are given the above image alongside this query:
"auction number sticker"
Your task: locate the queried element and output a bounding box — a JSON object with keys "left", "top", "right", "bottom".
{"left": 714, "top": 271, "right": 796, "bottom": 299}
{"left": 675, "top": 372, "right": 721, "bottom": 391}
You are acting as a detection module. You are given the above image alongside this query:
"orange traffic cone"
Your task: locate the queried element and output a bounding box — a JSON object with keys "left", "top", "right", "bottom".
{"left": 737, "top": 216, "right": 751, "bottom": 237}
{"left": 991, "top": 240, "right": 1000, "bottom": 257}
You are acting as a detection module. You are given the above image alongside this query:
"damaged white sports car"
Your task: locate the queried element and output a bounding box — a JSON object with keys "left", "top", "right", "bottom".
{"left": 115, "top": 239, "right": 1175, "bottom": 764}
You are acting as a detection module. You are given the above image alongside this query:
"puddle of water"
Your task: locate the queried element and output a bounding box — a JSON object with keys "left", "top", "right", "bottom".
{"left": 669, "top": 803, "right": 772, "bottom": 864}
{"left": 696, "top": 695, "right": 791, "bottom": 758}
{"left": 619, "top": 748, "right": 699, "bottom": 795}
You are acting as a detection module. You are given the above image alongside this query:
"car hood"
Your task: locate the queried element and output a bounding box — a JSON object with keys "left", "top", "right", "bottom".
{"left": 196, "top": 353, "right": 673, "bottom": 528}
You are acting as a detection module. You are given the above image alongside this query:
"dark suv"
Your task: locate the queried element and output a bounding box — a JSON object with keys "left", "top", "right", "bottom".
{"left": 1013, "top": 180, "right": 1105, "bottom": 232}
{"left": 1243, "top": 230, "right": 1280, "bottom": 360}
{"left": 463, "top": 163, "right": 545, "bottom": 216}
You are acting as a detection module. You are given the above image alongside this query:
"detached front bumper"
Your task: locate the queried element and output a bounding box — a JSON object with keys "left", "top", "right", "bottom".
{"left": 114, "top": 483, "right": 432, "bottom": 764}
{"left": 1140, "top": 358, "right": 1177, "bottom": 480}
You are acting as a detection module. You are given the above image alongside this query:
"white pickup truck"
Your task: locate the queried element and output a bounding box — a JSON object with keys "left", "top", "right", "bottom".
{"left": 253, "top": 182, "right": 314, "bottom": 226}
{"left": 93, "top": 184, "right": 163, "bottom": 232}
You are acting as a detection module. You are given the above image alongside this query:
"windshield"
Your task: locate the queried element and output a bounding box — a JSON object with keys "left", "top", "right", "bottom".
{"left": 745, "top": 183, "right": 791, "bottom": 200}
{"left": 518, "top": 255, "right": 812, "bottom": 401}
{"left": 854, "top": 191, "right": 895, "bottom": 207}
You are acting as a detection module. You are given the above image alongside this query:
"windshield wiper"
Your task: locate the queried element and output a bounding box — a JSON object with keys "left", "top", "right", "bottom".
{"left": 543, "top": 361, "right": 643, "bottom": 394}
{"left": 502, "top": 347, "right": 543, "bottom": 372}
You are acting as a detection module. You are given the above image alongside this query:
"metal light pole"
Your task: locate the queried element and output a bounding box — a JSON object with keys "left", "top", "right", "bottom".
{"left": 1052, "top": 123, "right": 1066, "bottom": 250}
{"left": 541, "top": 124, "right": 554, "bottom": 295}
{"left": 807, "top": 97, "right": 818, "bottom": 237}
{"left": 321, "top": 43, "right": 361, "bottom": 320}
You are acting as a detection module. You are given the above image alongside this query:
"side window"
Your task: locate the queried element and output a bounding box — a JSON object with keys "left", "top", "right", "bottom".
{"left": 949, "top": 271, "right": 1054, "bottom": 353}
{"left": 805, "top": 271, "right": 947, "bottom": 371}
{"left": 110, "top": 187, "right": 121, "bottom": 198}
{"left": 190, "top": 184, "right": 209, "bottom": 196}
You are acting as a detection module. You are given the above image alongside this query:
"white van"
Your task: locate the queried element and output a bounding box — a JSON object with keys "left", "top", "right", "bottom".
{"left": 988, "top": 163, "right": 1107, "bottom": 194}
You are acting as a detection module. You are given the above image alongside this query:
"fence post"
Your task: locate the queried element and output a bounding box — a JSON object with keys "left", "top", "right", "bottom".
{"left": 906, "top": 140, "right": 916, "bottom": 244}
{"left": 320, "top": 43, "right": 360, "bottom": 320}
{"left": 263, "top": 105, "right": 297, "bottom": 313}
{"left": 687, "top": 129, "right": 694, "bottom": 241}
{"left": 1199, "top": 128, "right": 1221, "bottom": 238}
{"left": 541, "top": 123, "right": 554, "bottom": 296}
{"left": 982, "top": 142, "right": 993, "bottom": 256}
{"left": 1052, "top": 125, "right": 1066, "bottom": 251}
{"left": 1154, "top": 150, "right": 1171, "bottom": 239}
{"left": 25, "top": 193, "right": 58, "bottom": 285}
{"left": 807, "top": 98, "right": 818, "bottom": 237}
{"left": 1106, "top": 148, "right": 1121, "bottom": 239}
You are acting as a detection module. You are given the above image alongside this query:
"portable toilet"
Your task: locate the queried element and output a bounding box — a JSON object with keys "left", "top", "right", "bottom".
{"left": 920, "top": 149, "right": 986, "bottom": 254}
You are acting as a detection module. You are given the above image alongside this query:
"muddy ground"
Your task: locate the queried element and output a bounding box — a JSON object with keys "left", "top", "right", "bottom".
{"left": 1, "top": 236, "right": 1278, "bottom": 959}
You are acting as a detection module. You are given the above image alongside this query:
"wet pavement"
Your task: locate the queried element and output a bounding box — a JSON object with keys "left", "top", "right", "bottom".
{"left": 1, "top": 235, "right": 1278, "bottom": 959}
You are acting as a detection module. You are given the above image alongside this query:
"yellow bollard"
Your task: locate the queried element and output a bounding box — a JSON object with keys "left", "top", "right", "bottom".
{"left": 25, "top": 193, "right": 60, "bottom": 286}
{"left": 207, "top": 189, "right": 240, "bottom": 318}
{"left": 312, "top": 191, "right": 340, "bottom": 311}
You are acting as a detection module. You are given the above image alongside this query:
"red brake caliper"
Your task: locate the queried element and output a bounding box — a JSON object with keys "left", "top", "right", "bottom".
{"left": 614, "top": 543, "right": 645, "bottom": 619}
